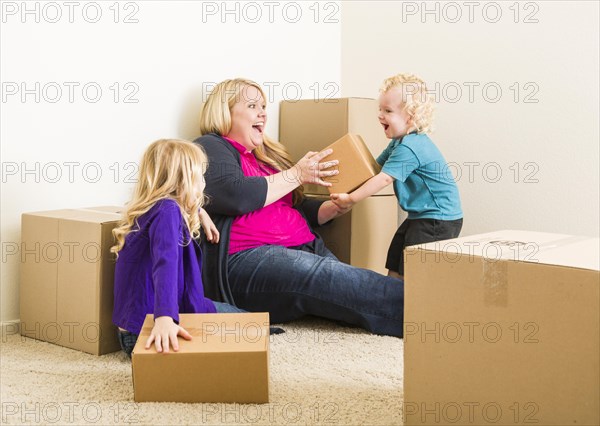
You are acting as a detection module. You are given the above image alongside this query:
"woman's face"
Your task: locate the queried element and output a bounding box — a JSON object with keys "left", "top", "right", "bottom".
{"left": 226, "top": 85, "right": 267, "bottom": 151}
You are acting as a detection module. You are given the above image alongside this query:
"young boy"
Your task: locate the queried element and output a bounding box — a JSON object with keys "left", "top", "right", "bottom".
{"left": 331, "top": 73, "right": 463, "bottom": 279}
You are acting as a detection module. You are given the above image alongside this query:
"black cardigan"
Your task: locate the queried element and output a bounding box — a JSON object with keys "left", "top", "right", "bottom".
{"left": 193, "top": 133, "right": 326, "bottom": 305}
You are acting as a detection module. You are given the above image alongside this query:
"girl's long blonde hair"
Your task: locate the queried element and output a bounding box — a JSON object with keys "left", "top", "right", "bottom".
{"left": 199, "top": 78, "right": 303, "bottom": 204}
{"left": 381, "top": 73, "right": 434, "bottom": 134}
{"left": 111, "top": 139, "right": 208, "bottom": 256}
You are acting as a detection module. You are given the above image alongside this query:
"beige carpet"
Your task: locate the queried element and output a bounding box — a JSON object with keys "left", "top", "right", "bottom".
{"left": 0, "top": 318, "right": 403, "bottom": 425}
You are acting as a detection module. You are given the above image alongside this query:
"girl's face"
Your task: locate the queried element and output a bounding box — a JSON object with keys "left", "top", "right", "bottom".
{"left": 378, "top": 87, "right": 412, "bottom": 139}
{"left": 226, "top": 85, "right": 267, "bottom": 151}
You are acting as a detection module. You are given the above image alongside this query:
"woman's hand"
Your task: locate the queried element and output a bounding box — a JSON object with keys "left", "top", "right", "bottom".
{"left": 265, "top": 149, "right": 339, "bottom": 207}
{"left": 199, "top": 208, "right": 220, "bottom": 244}
{"left": 291, "top": 149, "right": 339, "bottom": 186}
{"left": 317, "top": 199, "right": 353, "bottom": 225}
{"left": 145, "top": 316, "right": 192, "bottom": 353}
{"left": 330, "top": 193, "right": 355, "bottom": 210}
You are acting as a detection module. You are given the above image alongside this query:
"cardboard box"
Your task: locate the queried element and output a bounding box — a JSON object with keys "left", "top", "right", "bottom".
{"left": 403, "top": 230, "right": 600, "bottom": 425}
{"left": 280, "top": 97, "right": 393, "bottom": 196}
{"left": 318, "top": 133, "right": 381, "bottom": 194}
{"left": 313, "top": 194, "right": 398, "bottom": 274}
{"left": 132, "top": 313, "right": 270, "bottom": 403}
{"left": 20, "top": 206, "right": 123, "bottom": 355}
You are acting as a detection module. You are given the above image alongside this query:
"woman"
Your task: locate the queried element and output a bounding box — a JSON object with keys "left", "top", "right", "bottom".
{"left": 194, "top": 78, "right": 404, "bottom": 337}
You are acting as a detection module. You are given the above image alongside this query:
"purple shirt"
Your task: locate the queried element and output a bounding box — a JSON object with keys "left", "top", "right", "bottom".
{"left": 112, "top": 199, "right": 216, "bottom": 335}
{"left": 224, "top": 137, "right": 315, "bottom": 254}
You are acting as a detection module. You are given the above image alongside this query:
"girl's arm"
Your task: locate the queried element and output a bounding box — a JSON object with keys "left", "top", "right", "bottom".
{"left": 146, "top": 201, "right": 192, "bottom": 353}
{"left": 330, "top": 172, "right": 395, "bottom": 210}
{"left": 145, "top": 316, "right": 192, "bottom": 353}
{"left": 199, "top": 208, "right": 219, "bottom": 244}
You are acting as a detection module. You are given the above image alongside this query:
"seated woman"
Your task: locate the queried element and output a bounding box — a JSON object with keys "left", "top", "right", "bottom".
{"left": 194, "top": 78, "right": 404, "bottom": 337}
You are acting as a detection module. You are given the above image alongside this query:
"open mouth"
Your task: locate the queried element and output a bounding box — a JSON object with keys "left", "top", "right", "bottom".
{"left": 252, "top": 122, "right": 264, "bottom": 133}
{"left": 381, "top": 123, "right": 389, "bottom": 131}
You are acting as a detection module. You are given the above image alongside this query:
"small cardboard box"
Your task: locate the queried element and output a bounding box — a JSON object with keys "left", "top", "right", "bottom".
{"left": 280, "top": 97, "right": 393, "bottom": 196}
{"left": 132, "top": 312, "right": 270, "bottom": 403}
{"left": 319, "top": 133, "right": 381, "bottom": 194}
{"left": 20, "top": 206, "right": 123, "bottom": 355}
{"left": 403, "top": 230, "right": 600, "bottom": 425}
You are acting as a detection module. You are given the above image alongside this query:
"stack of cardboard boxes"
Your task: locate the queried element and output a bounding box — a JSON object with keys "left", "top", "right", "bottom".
{"left": 280, "top": 98, "right": 401, "bottom": 274}
{"left": 280, "top": 99, "right": 599, "bottom": 423}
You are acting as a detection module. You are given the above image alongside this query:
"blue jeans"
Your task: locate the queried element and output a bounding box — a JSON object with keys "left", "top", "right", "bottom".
{"left": 227, "top": 239, "right": 404, "bottom": 337}
{"left": 117, "top": 302, "right": 246, "bottom": 357}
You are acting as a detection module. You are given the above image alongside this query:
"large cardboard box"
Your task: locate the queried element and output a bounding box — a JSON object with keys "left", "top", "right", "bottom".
{"left": 403, "top": 230, "right": 600, "bottom": 425}
{"left": 319, "top": 133, "right": 381, "bottom": 194}
{"left": 280, "top": 97, "right": 393, "bottom": 196}
{"left": 20, "top": 206, "right": 123, "bottom": 355}
{"left": 132, "top": 313, "right": 270, "bottom": 403}
{"left": 313, "top": 194, "right": 398, "bottom": 274}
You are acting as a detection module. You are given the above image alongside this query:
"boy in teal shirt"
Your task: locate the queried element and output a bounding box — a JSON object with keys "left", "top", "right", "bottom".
{"left": 331, "top": 73, "right": 463, "bottom": 279}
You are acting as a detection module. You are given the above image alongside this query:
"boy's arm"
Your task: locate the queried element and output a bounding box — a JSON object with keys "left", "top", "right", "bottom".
{"left": 330, "top": 172, "right": 395, "bottom": 209}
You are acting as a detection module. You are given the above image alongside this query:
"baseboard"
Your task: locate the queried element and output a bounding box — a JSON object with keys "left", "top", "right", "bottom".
{"left": 1, "top": 320, "right": 21, "bottom": 338}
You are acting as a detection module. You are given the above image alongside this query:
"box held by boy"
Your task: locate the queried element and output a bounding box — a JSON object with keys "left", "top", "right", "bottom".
{"left": 279, "top": 97, "right": 393, "bottom": 196}
{"left": 320, "top": 133, "right": 381, "bottom": 194}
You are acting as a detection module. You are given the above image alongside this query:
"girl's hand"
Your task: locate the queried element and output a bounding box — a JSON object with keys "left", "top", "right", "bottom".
{"left": 199, "top": 208, "right": 220, "bottom": 244}
{"left": 145, "top": 316, "right": 192, "bottom": 353}
{"left": 330, "top": 193, "right": 355, "bottom": 210}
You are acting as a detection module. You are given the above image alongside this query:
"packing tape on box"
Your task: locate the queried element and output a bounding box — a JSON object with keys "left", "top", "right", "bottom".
{"left": 481, "top": 235, "right": 591, "bottom": 307}
{"left": 483, "top": 260, "right": 508, "bottom": 307}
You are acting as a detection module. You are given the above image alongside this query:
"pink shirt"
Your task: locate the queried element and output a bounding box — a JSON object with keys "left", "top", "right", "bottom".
{"left": 224, "top": 137, "right": 315, "bottom": 255}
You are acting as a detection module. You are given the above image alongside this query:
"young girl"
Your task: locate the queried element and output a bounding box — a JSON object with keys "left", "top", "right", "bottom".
{"left": 111, "top": 138, "right": 242, "bottom": 357}
{"left": 331, "top": 73, "right": 463, "bottom": 279}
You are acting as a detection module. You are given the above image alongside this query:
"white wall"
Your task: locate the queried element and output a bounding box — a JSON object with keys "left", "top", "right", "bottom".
{"left": 1, "top": 1, "right": 342, "bottom": 322}
{"left": 341, "top": 1, "right": 599, "bottom": 238}
{"left": 4, "top": 1, "right": 599, "bottom": 323}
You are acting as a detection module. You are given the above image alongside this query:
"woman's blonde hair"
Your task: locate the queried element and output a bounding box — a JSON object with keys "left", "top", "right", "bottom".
{"left": 381, "top": 73, "right": 434, "bottom": 134}
{"left": 111, "top": 139, "right": 208, "bottom": 256}
{"left": 199, "top": 78, "right": 303, "bottom": 203}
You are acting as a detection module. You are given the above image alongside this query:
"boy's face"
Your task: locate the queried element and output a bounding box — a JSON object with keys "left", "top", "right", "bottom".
{"left": 378, "top": 87, "right": 412, "bottom": 139}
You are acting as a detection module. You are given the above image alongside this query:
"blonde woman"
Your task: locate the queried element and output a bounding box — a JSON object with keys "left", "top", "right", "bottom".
{"left": 331, "top": 73, "right": 463, "bottom": 280}
{"left": 194, "top": 78, "right": 405, "bottom": 338}
{"left": 111, "top": 139, "right": 243, "bottom": 357}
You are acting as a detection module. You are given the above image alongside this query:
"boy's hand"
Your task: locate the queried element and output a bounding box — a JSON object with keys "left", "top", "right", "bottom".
{"left": 146, "top": 316, "right": 192, "bottom": 353}
{"left": 330, "top": 193, "right": 355, "bottom": 210}
{"left": 199, "top": 208, "right": 220, "bottom": 244}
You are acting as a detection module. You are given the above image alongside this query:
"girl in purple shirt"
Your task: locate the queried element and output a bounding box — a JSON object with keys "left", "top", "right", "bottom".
{"left": 111, "top": 139, "right": 240, "bottom": 357}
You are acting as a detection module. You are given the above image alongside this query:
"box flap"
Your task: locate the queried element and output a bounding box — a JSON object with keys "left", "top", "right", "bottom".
{"left": 23, "top": 207, "right": 122, "bottom": 224}
{"left": 83, "top": 206, "right": 123, "bottom": 214}
{"left": 408, "top": 230, "right": 600, "bottom": 271}
{"left": 133, "top": 313, "right": 270, "bottom": 355}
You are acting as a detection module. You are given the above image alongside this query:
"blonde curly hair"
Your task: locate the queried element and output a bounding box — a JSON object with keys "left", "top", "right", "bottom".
{"left": 381, "top": 73, "right": 434, "bottom": 134}
{"left": 199, "top": 78, "right": 304, "bottom": 204}
{"left": 111, "top": 139, "right": 208, "bottom": 256}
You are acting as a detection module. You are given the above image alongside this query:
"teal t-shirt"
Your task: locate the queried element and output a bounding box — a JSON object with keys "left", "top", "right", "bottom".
{"left": 377, "top": 133, "right": 462, "bottom": 220}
